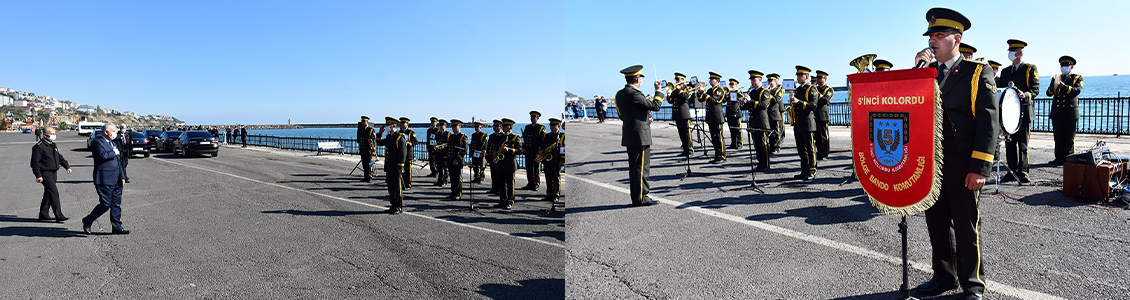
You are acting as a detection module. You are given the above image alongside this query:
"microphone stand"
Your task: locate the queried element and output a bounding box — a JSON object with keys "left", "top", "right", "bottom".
{"left": 731, "top": 125, "right": 767, "bottom": 193}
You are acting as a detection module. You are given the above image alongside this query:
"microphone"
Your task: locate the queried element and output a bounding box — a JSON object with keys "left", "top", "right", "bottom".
{"left": 914, "top": 48, "right": 935, "bottom": 69}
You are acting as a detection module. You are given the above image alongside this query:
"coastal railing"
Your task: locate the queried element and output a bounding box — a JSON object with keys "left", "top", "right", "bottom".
{"left": 231, "top": 134, "right": 526, "bottom": 168}
{"left": 583, "top": 96, "right": 1130, "bottom": 136}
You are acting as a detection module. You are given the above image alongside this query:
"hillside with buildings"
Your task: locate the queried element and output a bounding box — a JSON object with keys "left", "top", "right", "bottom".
{"left": 0, "top": 86, "right": 181, "bottom": 130}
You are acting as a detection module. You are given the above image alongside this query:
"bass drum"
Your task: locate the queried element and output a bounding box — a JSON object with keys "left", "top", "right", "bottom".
{"left": 998, "top": 87, "right": 1022, "bottom": 134}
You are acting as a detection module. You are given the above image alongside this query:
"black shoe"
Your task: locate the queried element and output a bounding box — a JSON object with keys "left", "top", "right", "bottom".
{"left": 404, "top": 185, "right": 412, "bottom": 190}
{"left": 1049, "top": 159, "right": 1064, "bottom": 166}
{"left": 82, "top": 219, "right": 92, "bottom": 234}
{"left": 426, "top": 173, "right": 436, "bottom": 177}
{"left": 709, "top": 158, "right": 721, "bottom": 164}
{"left": 502, "top": 204, "right": 514, "bottom": 210}
{"left": 1017, "top": 172, "right": 1031, "bottom": 184}
{"left": 634, "top": 199, "right": 659, "bottom": 206}
{"left": 793, "top": 174, "right": 807, "bottom": 179}
{"left": 999, "top": 174, "right": 1016, "bottom": 183}
{"left": 362, "top": 179, "right": 372, "bottom": 183}
{"left": 55, "top": 216, "right": 69, "bottom": 223}
{"left": 802, "top": 174, "right": 816, "bottom": 180}
{"left": 962, "top": 292, "right": 983, "bottom": 300}
{"left": 111, "top": 229, "right": 130, "bottom": 235}
{"left": 38, "top": 216, "right": 55, "bottom": 222}
{"left": 754, "top": 166, "right": 768, "bottom": 172}
{"left": 385, "top": 207, "right": 402, "bottom": 214}
{"left": 678, "top": 151, "right": 691, "bottom": 157}
{"left": 913, "top": 280, "right": 958, "bottom": 296}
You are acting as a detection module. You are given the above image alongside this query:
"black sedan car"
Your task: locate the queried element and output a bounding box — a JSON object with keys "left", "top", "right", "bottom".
{"left": 143, "top": 129, "right": 163, "bottom": 150}
{"left": 174, "top": 131, "right": 219, "bottom": 157}
{"left": 125, "top": 131, "right": 151, "bottom": 157}
{"left": 155, "top": 131, "right": 183, "bottom": 153}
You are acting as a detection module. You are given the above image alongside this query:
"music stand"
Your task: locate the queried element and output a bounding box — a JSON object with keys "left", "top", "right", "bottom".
{"left": 731, "top": 126, "right": 767, "bottom": 193}
{"left": 349, "top": 160, "right": 364, "bottom": 176}
{"left": 449, "top": 163, "right": 484, "bottom": 216}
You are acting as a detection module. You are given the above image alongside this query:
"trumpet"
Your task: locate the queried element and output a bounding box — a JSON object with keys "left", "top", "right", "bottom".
{"left": 535, "top": 139, "right": 563, "bottom": 163}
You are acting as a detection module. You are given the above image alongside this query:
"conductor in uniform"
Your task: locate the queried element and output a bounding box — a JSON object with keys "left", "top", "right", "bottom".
{"left": 742, "top": 70, "right": 772, "bottom": 171}
{"left": 999, "top": 39, "right": 1039, "bottom": 184}
{"left": 725, "top": 78, "right": 744, "bottom": 149}
{"left": 913, "top": 8, "right": 998, "bottom": 300}
{"left": 1047, "top": 55, "right": 1083, "bottom": 165}
{"left": 399, "top": 117, "right": 417, "bottom": 189}
{"left": 376, "top": 117, "right": 408, "bottom": 214}
{"left": 698, "top": 71, "right": 726, "bottom": 163}
{"left": 766, "top": 73, "right": 785, "bottom": 153}
{"left": 669, "top": 72, "right": 694, "bottom": 156}
{"left": 615, "top": 65, "right": 664, "bottom": 206}
{"left": 814, "top": 70, "right": 834, "bottom": 161}
{"left": 789, "top": 65, "right": 820, "bottom": 180}
{"left": 521, "top": 111, "right": 547, "bottom": 191}
{"left": 357, "top": 116, "right": 376, "bottom": 183}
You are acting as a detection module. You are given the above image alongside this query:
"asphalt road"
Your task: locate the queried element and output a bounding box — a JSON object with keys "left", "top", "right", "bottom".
{"left": 0, "top": 131, "right": 563, "bottom": 299}
{"left": 565, "top": 120, "right": 1129, "bottom": 300}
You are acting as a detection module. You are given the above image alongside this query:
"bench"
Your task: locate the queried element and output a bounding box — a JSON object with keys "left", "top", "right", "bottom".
{"left": 316, "top": 142, "right": 345, "bottom": 155}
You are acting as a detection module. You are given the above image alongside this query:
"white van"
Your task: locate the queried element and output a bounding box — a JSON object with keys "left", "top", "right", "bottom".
{"left": 78, "top": 121, "right": 105, "bottom": 136}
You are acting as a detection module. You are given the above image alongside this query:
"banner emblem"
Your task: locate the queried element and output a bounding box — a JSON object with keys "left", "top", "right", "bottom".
{"left": 870, "top": 112, "right": 909, "bottom": 172}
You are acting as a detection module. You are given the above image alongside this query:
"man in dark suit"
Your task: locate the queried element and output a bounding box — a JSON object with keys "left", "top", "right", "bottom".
{"left": 82, "top": 124, "right": 131, "bottom": 235}
{"left": 814, "top": 70, "right": 834, "bottom": 161}
{"left": 913, "top": 8, "right": 998, "bottom": 300}
{"left": 998, "top": 39, "right": 1039, "bottom": 183}
{"left": 240, "top": 126, "right": 248, "bottom": 148}
{"left": 615, "top": 65, "right": 664, "bottom": 206}
{"left": 790, "top": 65, "right": 820, "bottom": 180}
{"left": 698, "top": 71, "right": 726, "bottom": 163}
{"left": 669, "top": 73, "right": 694, "bottom": 156}
{"left": 766, "top": 74, "right": 785, "bottom": 153}
{"left": 742, "top": 70, "right": 771, "bottom": 171}
{"left": 31, "top": 127, "right": 72, "bottom": 222}
{"left": 1047, "top": 55, "right": 1083, "bottom": 165}
{"left": 357, "top": 116, "right": 376, "bottom": 183}
{"left": 375, "top": 117, "right": 409, "bottom": 214}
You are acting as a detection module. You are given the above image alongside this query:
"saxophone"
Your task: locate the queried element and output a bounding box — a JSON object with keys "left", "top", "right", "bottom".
{"left": 535, "top": 138, "right": 563, "bottom": 163}
{"left": 491, "top": 137, "right": 516, "bottom": 164}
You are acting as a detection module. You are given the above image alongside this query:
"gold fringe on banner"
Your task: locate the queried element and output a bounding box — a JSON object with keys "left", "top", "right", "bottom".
{"left": 866, "top": 81, "right": 944, "bottom": 216}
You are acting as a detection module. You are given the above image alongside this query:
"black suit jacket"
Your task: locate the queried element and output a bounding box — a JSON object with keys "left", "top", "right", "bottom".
{"left": 790, "top": 83, "right": 819, "bottom": 131}
{"left": 932, "top": 58, "right": 1000, "bottom": 184}
{"left": 743, "top": 86, "right": 771, "bottom": 130}
{"left": 767, "top": 86, "right": 784, "bottom": 121}
{"left": 615, "top": 84, "right": 664, "bottom": 147}
{"left": 1047, "top": 73, "right": 1083, "bottom": 120}
{"left": 31, "top": 140, "right": 70, "bottom": 178}
{"left": 698, "top": 86, "right": 725, "bottom": 124}
{"left": 815, "top": 85, "right": 834, "bottom": 122}
{"left": 667, "top": 86, "right": 693, "bottom": 120}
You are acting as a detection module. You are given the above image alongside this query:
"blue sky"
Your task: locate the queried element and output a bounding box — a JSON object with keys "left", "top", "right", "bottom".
{"left": 1, "top": 0, "right": 1125, "bottom": 124}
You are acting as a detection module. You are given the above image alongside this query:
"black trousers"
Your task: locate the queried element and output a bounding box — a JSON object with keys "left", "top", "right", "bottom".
{"left": 675, "top": 118, "right": 692, "bottom": 153}
{"left": 597, "top": 109, "right": 606, "bottom": 122}
{"left": 524, "top": 153, "right": 540, "bottom": 188}
{"left": 471, "top": 157, "right": 485, "bottom": 181}
{"left": 401, "top": 164, "right": 413, "bottom": 188}
{"left": 707, "top": 121, "right": 724, "bottom": 159}
{"left": 1005, "top": 121, "right": 1030, "bottom": 173}
{"left": 626, "top": 146, "right": 651, "bottom": 204}
{"left": 498, "top": 167, "right": 516, "bottom": 205}
{"left": 386, "top": 169, "right": 403, "bottom": 209}
{"left": 752, "top": 131, "right": 769, "bottom": 169}
{"left": 816, "top": 120, "right": 830, "bottom": 159}
{"left": 769, "top": 119, "right": 784, "bottom": 151}
{"left": 360, "top": 151, "right": 374, "bottom": 180}
{"left": 427, "top": 149, "right": 438, "bottom": 174}
{"left": 488, "top": 164, "right": 499, "bottom": 193}
{"left": 924, "top": 184, "right": 985, "bottom": 294}
{"left": 38, "top": 171, "right": 64, "bottom": 219}
{"left": 794, "top": 129, "right": 816, "bottom": 175}
{"left": 1052, "top": 118, "right": 1078, "bottom": 161}
{"left": 448, "top": 163, "right": 463, "bottom": 197}
{"left": 436, "top": 158, "right": 448, "bottom": 185}
{"left": 726, "top": 117, "right": 742, "bottom": 148}
{"left": 544, "top": 161, "right": 561, "bottom": 199}
{"left": 85, "top": 184, "right": 124, "bottom": 231}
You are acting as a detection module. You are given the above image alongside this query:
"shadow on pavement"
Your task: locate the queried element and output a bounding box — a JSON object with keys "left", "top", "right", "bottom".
{"left": 261, "top": 209, "right": 384, "bottom": 217}
{"left": 0, "top": 226, "right": 87, "bottom": 238}
{"left": 477, "top": 278, "right": 564, "bottom": 300}
{"left": 0, "top": 215, "right": 56, "bottom": 223}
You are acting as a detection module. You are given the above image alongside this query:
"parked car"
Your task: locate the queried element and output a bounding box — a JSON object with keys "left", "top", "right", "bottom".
{"left": 155, "top": 131, "right": 183, "bottom": 153}
{"left": 125, "top": 131, "right": 151, "bottom": 157}
{"left": 143, "top": 129, "right": 163, "bottom": 150}
{"left": 174, "top": 131, "right": 219, "bottom": 157}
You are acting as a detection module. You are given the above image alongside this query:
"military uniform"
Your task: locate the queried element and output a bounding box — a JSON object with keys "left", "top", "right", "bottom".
{"left": 959, "top": 43, "right": 977, "bottom": 60}
{"left": 434, "top": 120, "right": 451, "bottom": 186}
{"left": 495, "top": 118, "right": 522, "bottom": 209}
{"left": 615, "top": 65, "right": 664, "bottom": 206}
{"left": 814, "top": 71, "right": 834, "bottom": 160}
{"left": 376, "top": 117, "right": 409, "bottom": 214}
{"left": 668, "top": 72, "right": 694, "bottom": 156}
{"left": 766, "top": 74, "right": 785, "bottom": 152}
{"left": 541, "top": 118, "right": 565, "bottom": 201}
{"left": 486, "top": 120, "right": 503, "bottom": 195}
{"left": 446, "top": 119, "right": 468, "bottom": 199}
{"left": 522, "top": 111, "right": 547, "bottom": 191}
{"left": 425, "top": 117, "right": 440, "bottom": 177}
{"left": 791, "top": 66, "right": 820, "bottom": 179}
{"left": 398, "top": 117, "right": 417, "bottom": 189}
{"left": 725, "top": 78, "right": 744, "bottom": 149}
{"left": 699, "top": 71, "right": 726, "bottom": 162}
{"left": 1047, "top": 55, "right": 1083, "bottom": 164}
{"left": 916, "top": 8, "right": 996, "bottom": 298}
{"left": 470, "top": 122, "right": 488, "bottom": 182}
{"left": 999, "top": 39, "right": 1039, "bottom": 182}
{"left": 874, "top": 59, "right": 894, "bottom": 72}
{"left": 357, "top": 117, "right": 376, "bottom": 182}
{"left": 742, "top": 70, "right": 771, "bottom": 170}
{"left": 987, "top": 60, "right": 1002, "bottom": 85}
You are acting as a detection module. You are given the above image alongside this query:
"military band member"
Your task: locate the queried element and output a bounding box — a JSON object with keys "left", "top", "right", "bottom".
{"left": 725, "top": 78, "right": 744, "bottom": 149}
{"left": 470, "top": 121, "right": 488, "bottom": 182}
{"left": 434, "top": 119, "right": 451, "bottom": 186}
{"left": 958, "top": 43, "right": 976, "bottom": 60}
{"left": 698, "top": 71, "right": 726, "bottom": 163}
{"left": 445, "top": 119, "right": 468, "bottom": 200}
{"left": 486, "top": 120, "right": 504, "bottom": 195}
{"left": 999, "top": 39, "right": 1039, "bottom": 184}
{"left": 376, "top": 117, "right": 409, "bottom": 215}
{"left": 873, "top": 59, "right": 894, "bottom": 71}
{"left": 615, "top": 65, "right": 664, "bottom": 206}
{"left": 357, "top": 116, "right": 376, "bottom": 183}
{"left": 425, "top": 117, "right": 440, "bottom": 177}
{"left": 814, "top": 70, "right": 834, "bottom": 161}
{"left": 669, "top": 72, "right": 694, "bottom": 156}
{"left": 987, "top": 60, "right": 1002, "bottom": 84}
{"left": 521, "top": 111, "right": 546, "bottom": 191}
{"left": 1047, "top": 55, "right": 1083, "bottom": 165}
{"left": 741, "top": 70, "right": 772, "bottom": 171}
{"left": 398, "top": 117, "right": 417, "bottom": 189}
{"left": 541, "top": 118, "right": 565, "bottom": 202}
{"left": 790, "top": 65, "right": 820, "bottom": 180}
{"left": 913, "top": 8, "right": 997, "bottom": 299}
{"left": 494, "top": 118, "right": 522, "bottom": 209}
{"left": 766, "top": 73, "right": 785, "bottom": 153}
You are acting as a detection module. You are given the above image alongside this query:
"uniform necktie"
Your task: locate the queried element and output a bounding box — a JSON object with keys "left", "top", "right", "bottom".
{"left": 936, "top": 64, "right": 946, "bottom": 82}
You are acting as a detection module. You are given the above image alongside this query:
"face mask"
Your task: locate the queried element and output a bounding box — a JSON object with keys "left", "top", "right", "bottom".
{"left": 48, "top": 134, "right": 56, "bottom": 141}
{"left": 1061, "top": 66, "right": 1071, "bottom": 74}
{"left": 1007, "top": 51, "right": 1018, "bottom": 61}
